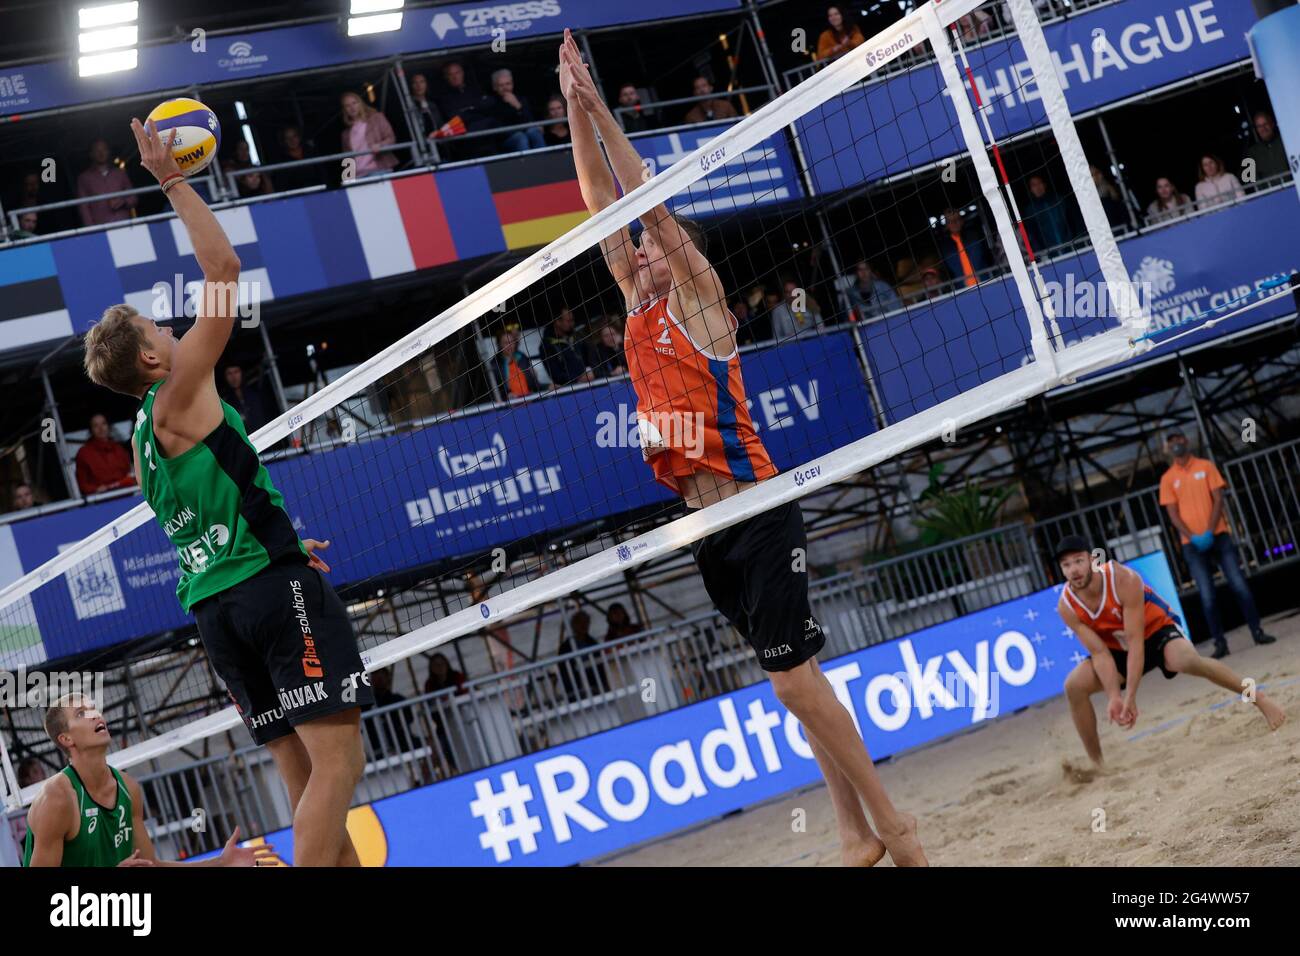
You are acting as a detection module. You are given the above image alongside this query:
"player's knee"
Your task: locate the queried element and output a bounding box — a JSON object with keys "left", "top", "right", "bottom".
{"left": 1063, "top": 665, "right": 1095, "bottom": 699}
{"left": 305, "top": 723, "right": 366, "bottom": 785}
{"left": 1163, "top": 643, "right": 1194, "bottom": 674}
{"left": 768, "top": 664, "right": 814, "bottom": 712}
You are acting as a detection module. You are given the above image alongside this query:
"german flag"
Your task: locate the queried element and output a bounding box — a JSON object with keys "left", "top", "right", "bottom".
{"left": 486, "top": 150, "right": 589, "bottom": 251}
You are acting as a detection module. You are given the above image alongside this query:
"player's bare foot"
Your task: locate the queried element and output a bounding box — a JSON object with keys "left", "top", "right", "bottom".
{"left": 841, "top": 832, "right": 886, "bottom": 867}
{"left": 880, "top": 812, "right": 928, "bottom": 867}
{"left": 1256, "top": 694, "right": 1286, "bottom": 731}
{"left": 1062, "top": 757, "right": 1104, "bottom": 783}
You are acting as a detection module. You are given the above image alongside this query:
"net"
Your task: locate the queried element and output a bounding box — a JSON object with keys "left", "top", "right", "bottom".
{"left": 0, "top": 0, "right": 1148, "bottom": 809}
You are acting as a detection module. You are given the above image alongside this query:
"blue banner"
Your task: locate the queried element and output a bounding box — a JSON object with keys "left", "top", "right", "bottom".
{"left": 800, "top": 0, "right": 1255, "bottom": 194}
{"left": 7, "top": 332, "right": 874, "bottom": 663}
{"left": 864, "top": 188, "right": 1300, "bottom": 424}
{"left": 195, "top": 551, "right": 1182, "bottom": 865}
{"left": 0, "top": 1, "right": 741, "bottom": 118}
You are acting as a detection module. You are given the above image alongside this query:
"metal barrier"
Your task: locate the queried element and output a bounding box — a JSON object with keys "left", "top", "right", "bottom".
{"left": 131, "top": 431, "right": 1300, "bottom": 853}
{"left": 134, "top": 433, "right": 1300, "bottom": 855}
{"left": 780, "top": 0, "right": 1117, "bottom": 89}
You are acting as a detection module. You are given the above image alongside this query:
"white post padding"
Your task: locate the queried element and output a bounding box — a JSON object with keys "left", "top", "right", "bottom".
{"left": 922, "top": 4, "right": 1056, "bottom": 374}
{"left": 1005, "top": 0, "right": 1149, "bottom": 336}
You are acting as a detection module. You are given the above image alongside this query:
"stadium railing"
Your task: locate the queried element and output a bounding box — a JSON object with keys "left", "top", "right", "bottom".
{"left": 779, "top": 0, "right": 1117, "bottom": 89}
{"left": 128, "top": 431, "right": 1300, "bottom": 858}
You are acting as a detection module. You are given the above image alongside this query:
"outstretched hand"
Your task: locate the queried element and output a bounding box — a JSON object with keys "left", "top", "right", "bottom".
{"left": 303, "top": 538, "right": 332, "bottom": 573}
{"left": 219, "top": 827, "right": 278, "bottom": 867}
{"left": 130, "top": 117, "right": 183, "bottom": 184}
{"left": 558, "top": 29, "right": 602, "bottom": 114}
{"left": 115, "top": 850, "right": 156, "bottom": 867}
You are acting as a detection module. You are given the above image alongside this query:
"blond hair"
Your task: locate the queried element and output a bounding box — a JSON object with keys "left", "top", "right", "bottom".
{"left": 341, "top": 91, "right": 377, "bottom": 127}
{"left": 84, "top": 304, "right": 148, "bottom": 395}
{"left": 44, "top": 694, "right": 91, "bottom": 754}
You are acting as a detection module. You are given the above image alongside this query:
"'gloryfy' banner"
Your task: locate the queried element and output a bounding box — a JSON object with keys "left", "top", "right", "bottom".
{"left": 199, "top": 553, "right": 1183, "bottom": 865}
{"left": 1, "top": 332, "right": 873, "bottom": 666}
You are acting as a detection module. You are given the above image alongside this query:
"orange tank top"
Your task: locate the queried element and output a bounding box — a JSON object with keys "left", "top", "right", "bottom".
{"left": 623, "top": 296, "right": 777, "bottom": 495}
{"left": 1060, "top": 561, "right": 1180, "bottom": 651}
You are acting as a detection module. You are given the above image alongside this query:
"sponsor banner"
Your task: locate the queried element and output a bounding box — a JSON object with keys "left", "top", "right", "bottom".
{"left": 0, "top": 1, "right": 742, "bottom": 118}
{"left": 801, "top": 0, "right": 1255, "bottom": 194}
{"left": 195, "top": 552, "right": 1183, "bottom": 865}
{"left": 4, "top": 333, "right": 873, "bottom": 663}
{"left": 0, "top": 124, "right": 799, "bottom": 358}
{"left": 635, "top": 122, "right": 803, "bottom": 219}
{"left": 863, "top": 188, "right": 1300, "bottom": 423}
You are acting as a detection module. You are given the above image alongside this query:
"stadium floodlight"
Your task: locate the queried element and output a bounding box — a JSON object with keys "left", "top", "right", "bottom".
{"left": 78, "top": 2, "right": 140, "bottom": 77}
{"left": 78, "top": 1, "right": 138, "bottom": 29}
{"left": 78, "top": 24, "right": 138, "bottom": 53}
{"left": 347, "top": 0, "right": 404, "bottom": 37}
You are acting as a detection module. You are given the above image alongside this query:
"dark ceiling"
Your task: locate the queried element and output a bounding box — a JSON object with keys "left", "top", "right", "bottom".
{"left": 0, "top": 0, "right": 406, "bottom": 66}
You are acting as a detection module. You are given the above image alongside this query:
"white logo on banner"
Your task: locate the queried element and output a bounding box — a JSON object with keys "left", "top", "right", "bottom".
{"left": 407, "top": 433, "right": 560, "bottom": 528}
{"left": 218, "top": 40, "right": 269, "bottom": 70}
{"left": 1132, "top": 255, "right": 1176, "bottom": 296}
{"left": 438, "top": 433, "right": 507, "bottom": 478}
{"left": 431, "top": 12, "right": 459, "bottom": 39}
{"left": 58, "top": 543, "right": 126, "bottom": 620}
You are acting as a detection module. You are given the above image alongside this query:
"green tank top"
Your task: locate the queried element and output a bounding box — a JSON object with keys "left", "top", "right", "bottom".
{"left": 134, "top": 381, "right": 305, "bottom": 611}
{"left": 22, "top": 766, "right": 134, "bottom": 867}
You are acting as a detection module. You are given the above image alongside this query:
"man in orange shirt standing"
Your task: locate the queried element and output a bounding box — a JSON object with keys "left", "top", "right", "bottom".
{"left": 1158, "top": 430, "right": 1276, "bottom": 659}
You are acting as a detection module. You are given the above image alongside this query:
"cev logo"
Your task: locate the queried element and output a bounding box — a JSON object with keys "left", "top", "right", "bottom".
{"left": 699, "top": 145, "right": 726, "bottom": 173}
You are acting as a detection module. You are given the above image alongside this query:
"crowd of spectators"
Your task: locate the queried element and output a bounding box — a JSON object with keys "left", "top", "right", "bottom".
{"left": 2, "top": 48, "right": 751, "bottom": 237}
{"left": 494, "top": 308, "right": 629, "bottom": 400}
{"left": 1139, "top": 112, "right": 1287, "bottom": 228}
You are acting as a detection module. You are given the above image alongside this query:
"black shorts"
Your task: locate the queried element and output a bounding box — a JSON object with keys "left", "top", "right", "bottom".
{"left": 193, "top": 556, "right": 374, "bottom": 745}
{"left": 1107, "top": 623, "right": 1188, "bottom": 682}
{"left": 690, "top": 501, "right": 825, "bottom": 672}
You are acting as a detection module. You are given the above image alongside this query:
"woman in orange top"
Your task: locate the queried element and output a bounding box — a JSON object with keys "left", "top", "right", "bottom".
{"left": 816, "top": 6, "right": 866, "bottom": 62}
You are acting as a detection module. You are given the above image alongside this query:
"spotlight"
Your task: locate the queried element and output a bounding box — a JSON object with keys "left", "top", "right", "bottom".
{"left": 347, "top": 0, "right": 404, "bottom": 37}
{"left": 78, "top": 2, "right": 139, "bottom": 77}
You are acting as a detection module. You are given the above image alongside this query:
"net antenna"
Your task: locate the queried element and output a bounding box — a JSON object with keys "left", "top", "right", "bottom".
{"left": 2, "top": 0, "right": 1149, "bottom": 803}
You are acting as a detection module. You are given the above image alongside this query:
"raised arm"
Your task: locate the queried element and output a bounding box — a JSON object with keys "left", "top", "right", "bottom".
{"left": 563, "top": 38, "right": 705, "bottom": 273}
{"left": 561, "top": 33, "right": 731, "bottom": 351}
{"left": 131, "top": 118, "right": 241, "bottom": 409}
{"left": 560, "top": 31, "right": 637, "bottom": 302}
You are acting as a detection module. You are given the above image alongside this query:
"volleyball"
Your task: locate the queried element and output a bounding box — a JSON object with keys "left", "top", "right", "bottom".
{"left": 145, "top": 97, "right": 221, "bottom": 175}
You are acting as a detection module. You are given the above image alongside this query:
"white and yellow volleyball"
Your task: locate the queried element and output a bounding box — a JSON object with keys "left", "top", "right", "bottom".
{"left": 145, "top": 97, "right": 221, "bottom": 176}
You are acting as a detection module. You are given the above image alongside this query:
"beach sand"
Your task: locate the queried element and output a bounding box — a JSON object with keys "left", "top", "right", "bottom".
{"left": 596, "top": 613, "right": 1300, "bottom": 867}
